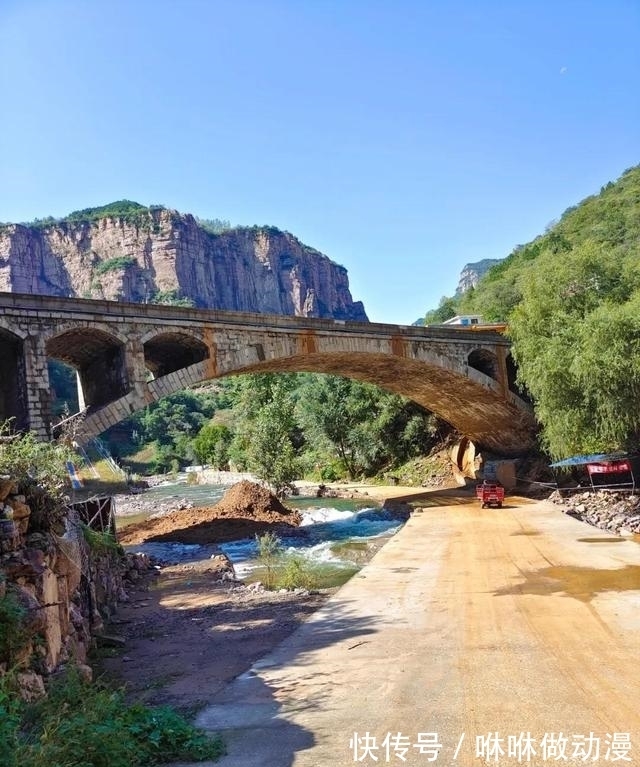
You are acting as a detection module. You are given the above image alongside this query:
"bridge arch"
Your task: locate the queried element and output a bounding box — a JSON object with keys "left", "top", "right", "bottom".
{"left": 143, "top": 331, "right": 210, "bottom": 378}
{"left": 222, "top": 350, "right": 530, "bottom": 448}
{"left": 77, "top": 345, "right": 534, "bottom": 455}
{"left": 0, "top": 328, "right": 28, "bottom": 430}
{"left": 45, "top": 327, "right": 128, "bottom": 410}
{"left": 468, "top": 349, "right": 499, "bottom": 381}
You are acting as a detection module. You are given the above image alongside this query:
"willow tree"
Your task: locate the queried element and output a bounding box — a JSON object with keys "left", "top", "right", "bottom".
{"left": 509, "top": 241, "right": 640, "bottom": 458}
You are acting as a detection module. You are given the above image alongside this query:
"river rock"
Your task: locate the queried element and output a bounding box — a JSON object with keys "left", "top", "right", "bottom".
{"left": 552, "top": 490, "right": 640, "bottom": 535}
{"left": 0, "top": 478, "right": 18, "bottom": 502}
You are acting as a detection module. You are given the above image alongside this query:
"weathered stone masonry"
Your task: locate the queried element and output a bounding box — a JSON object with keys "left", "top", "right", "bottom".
{"left": 0, "top": 293, "right": 535, "bottom": 455}
{"left": 0, "top": 476, "right": 155, "bottom": 695}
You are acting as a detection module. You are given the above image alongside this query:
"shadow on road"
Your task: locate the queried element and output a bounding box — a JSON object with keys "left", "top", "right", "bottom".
{"left": 185, "top": 598, "right": 378, "bottom": 767}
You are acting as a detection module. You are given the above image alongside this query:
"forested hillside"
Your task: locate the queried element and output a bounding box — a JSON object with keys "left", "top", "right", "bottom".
{"left": 424, "top": 165, "right": 640, "bottom": 458}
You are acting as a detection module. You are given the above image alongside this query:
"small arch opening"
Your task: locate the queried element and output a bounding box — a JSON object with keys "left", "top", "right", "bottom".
{"left": 46, "top": 328, "right": 128, "bottom": 409}
{"left": 144, "top": 333, "right": 209, "bottom": 378}
{"left": 468, "top": 349, "right": 499, "bottom": 380}
{"left": 506, "top": 353, "right": 533, "bottom": 404}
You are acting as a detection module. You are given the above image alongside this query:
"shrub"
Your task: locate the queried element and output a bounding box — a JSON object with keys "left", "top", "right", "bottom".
{"left": 94, "top": 256, "right": 136, "bottom": 275}
{"left": 196, "top": 217, "right": 232, "bottom": 235}
{"left": 7, "top": 669, "right": 224, "bottom": 766}
{"left": 151, "top": 289, "right": 195, "bottom": 307}
{"left": 0, "top": 423, "right": 71, "bottom": 497}
{"left": 81, "top": 525, "right": 123, "bottom": 556}
{"left": 0, "top": 423, "right": 73, "bottom": 533}
{"left": 0, "top": 674, "right": 21, "bottom": 767}
{"left": 254, "top": 532, "right": 282, "bottom": 589}
{"left": 275, "top": 555, "right": 316, "bottom": 590}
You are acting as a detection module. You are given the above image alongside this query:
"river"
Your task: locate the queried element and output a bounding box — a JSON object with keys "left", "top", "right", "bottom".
{"left": 117, "top": 480, "right": 408, "bottom": 586}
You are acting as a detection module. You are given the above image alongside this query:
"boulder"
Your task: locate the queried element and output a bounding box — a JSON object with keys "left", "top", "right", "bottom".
{"left": 0, "top": 478, "right": 18, "bottom": 502}
{"left": 16, "top": 671, "right": 46, "bottom": 702}
{"left": 7, "top": 498, "right": 31, "bottom": 520}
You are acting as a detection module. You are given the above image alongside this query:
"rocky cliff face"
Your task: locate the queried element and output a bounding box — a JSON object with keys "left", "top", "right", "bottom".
{"left": 456, "top": 258, "right": 503, "bottom": 295}
{"left": 0, "top": 208, "right": 367, "bottom": 321}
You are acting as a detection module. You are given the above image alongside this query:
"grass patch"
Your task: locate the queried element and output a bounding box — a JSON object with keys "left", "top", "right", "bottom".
{"left": 119, "top": 445, "right": 157, "bottom": 476}
{"left": 1, "top": 668, "right": 224, "bottom": 767}
{"left": 376, "top": 453, "right": 453, "bottom": 487}
{"left": 94, "top": 256, "right": 136, "bottom": 275}
{"left": 81, "top": 525, "right": 124, "bottom": 555}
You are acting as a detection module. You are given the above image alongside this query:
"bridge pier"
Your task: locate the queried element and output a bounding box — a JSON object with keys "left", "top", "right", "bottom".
{"left": 126, "top": 338, "right": 154, "bottom": 407}
{"left": 23, "top": 331, "right": 54, "bottom": 439}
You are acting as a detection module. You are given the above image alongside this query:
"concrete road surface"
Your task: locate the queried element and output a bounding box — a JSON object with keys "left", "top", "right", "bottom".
{"left": 179, "top": 495, "right": 640, "bottom": 767}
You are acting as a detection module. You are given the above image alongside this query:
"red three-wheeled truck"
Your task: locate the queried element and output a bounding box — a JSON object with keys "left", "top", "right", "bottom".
{"left": 476, "top": 481, "right": 505, "bottom": 509}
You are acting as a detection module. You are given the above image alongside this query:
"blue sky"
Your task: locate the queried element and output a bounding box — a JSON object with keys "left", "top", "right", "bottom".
{"left": 0, "top": 1, "right": 638, "bottom": 324}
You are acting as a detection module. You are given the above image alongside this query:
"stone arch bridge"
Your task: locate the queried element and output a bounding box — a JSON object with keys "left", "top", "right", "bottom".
{"left": 0, "top": 293, "right": 535, "bottom": 454}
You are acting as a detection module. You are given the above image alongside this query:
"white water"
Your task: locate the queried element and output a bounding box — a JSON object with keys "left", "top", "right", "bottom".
{"left": 225, "top": 505, "right": 403, "bottom": 577}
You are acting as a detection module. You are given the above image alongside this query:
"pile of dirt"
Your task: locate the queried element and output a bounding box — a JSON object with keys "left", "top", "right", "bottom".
{"left": 118, "top": 481, "right": 302, "bottom": 546}
{"left": 212, "top": 480, "right": 294, "bottom": 518}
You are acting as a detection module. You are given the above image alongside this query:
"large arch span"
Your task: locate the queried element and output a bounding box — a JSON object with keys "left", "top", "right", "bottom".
{"left": 0, "top": 293, "right": 536, "bottom": 455}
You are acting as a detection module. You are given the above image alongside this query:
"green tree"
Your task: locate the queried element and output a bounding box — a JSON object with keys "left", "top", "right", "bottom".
{"left": 193, "top": 423, "right": 231, "bottom": 468}
{"left": 151, "top": 289, "right": 196, "bottom": 307}
{"left": 509, "top": 238, "right": 640, "bottom": 457}
{"left": 106, "top": 390, "right": 218, "bottom": 469}
{"left": 296, "top": 375, "right": 438, "bottom": 479}
{"left": 226, "top": 374, "right": 301, "bottom": 495}
{"left": 423, "top": 295, "right": 458, "bottom": 324}
{"left": 245, "top": 383, "right": 300, "bottom": 496}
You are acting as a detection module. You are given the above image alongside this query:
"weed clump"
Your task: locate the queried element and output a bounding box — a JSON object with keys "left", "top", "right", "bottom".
{"left": 255, "top": 532, "right": 334, "bottom": 590}
{"left": 0, "top": 669, "right": 224, "bottom": 767}
{"left": 0, "top": 590, "right": 29, "bottom": 666}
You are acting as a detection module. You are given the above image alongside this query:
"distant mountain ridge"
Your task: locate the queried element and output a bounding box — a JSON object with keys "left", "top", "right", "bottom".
{"left": 0, "top": 201, "right": 368, "bottom": 321}
{"left": 412, "top": 257, "right": 503, "bottom": 325}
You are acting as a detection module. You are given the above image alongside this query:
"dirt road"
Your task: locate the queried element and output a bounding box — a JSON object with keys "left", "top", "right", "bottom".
{"left": 179, "top": 494, "right": 640, "bottom": 767}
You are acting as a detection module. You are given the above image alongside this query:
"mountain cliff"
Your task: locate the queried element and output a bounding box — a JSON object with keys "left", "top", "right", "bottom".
{"left": 0, "top": 202, "right": 367, "bottom": 321}
{"left": 455, "top": 258, "right": 503, "bottom": 295}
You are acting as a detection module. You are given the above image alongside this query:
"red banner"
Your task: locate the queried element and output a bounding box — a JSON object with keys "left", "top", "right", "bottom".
{"left": 587, "top": 461, "right": 631, "bottom": 475}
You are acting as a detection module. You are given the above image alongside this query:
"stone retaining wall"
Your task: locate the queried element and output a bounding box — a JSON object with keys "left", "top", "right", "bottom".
{"left": 0, "top": 478, "right": 149, "bottom": 698}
